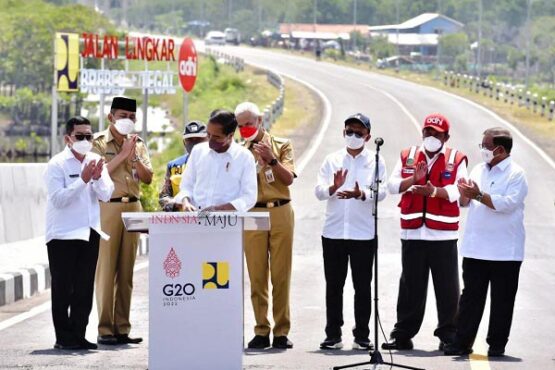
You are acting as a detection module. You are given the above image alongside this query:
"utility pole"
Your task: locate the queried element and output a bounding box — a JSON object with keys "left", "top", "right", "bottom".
{"left": 353, "top": 0, "right": 357, "bottom": 25}
{"left": 525, "top": 0, "right": 532, "bottom": 88}
{"left": 228, "top": 0, "right": 233, "bottom": 26}
{"left": 477, "top": 0, "right": 482, "bottom": 77}
{"left": 258, "top": 0, "right": 262, "bottom": 31}
{"left": 313, "top": 0, "right": 318, "bottom": 27}
{"left": 396, "top": 0, "right": 400, "bottom": 60}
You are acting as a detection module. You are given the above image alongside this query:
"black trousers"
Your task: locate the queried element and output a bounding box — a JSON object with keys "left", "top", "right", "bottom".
{"left": 391, "top": 239, "right": 460, "bottom": 342}
{"left": 47, "top": 229, "right": 100, "bottom": 345}
{"left": 455, "top": 257, "right": 522, "bottom": 350}
{"left": 322, "top": 236, "right": 376, "bottom": 340}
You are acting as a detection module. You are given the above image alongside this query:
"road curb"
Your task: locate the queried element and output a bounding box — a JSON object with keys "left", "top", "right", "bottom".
{"left": 0, "top": 235, "right": 149, "bottom": 308}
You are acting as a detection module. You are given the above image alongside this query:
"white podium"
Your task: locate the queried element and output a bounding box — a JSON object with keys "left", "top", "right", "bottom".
{"left": 122, "top": 211, "right": 270, "bottom": 370}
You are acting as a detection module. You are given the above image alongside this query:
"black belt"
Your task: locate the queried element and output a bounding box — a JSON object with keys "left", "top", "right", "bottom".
{"left": 255, "top": 199, "right": 290, "bottom": 208}
{"left": 110, "top": 197, "right": 139, "bottom": 203}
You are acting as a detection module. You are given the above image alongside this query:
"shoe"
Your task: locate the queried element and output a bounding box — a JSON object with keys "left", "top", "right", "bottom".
{"left": 487, "top": 346, "right": 505, "bottom": 357}
{"left": 272, "top": 336, "right": 293, "bottom": 349}
{"left": 353, "top": 339, "right": 374, "bottom": 350}
{"left": 97, "top": 335, "right": 118, "bottom": 345}
{"left": 439, "top": 340, "right": 446, "bottom": 351}
{"left": 381, "top": 338, "right": 414, "bottom": 350}
{"left": 319, "top": 337, "right": 343, "bottom": 350}
{"left": 79, "top": 339, "right": 98, "bottom": 350}
{"left": 247, "top": 335, "right": 270, "bottom": 349}
{"left": 116, "top": 334, "right": 143, "bottom": 344}
{"left": 443, "top": 343, "right": 473, "bottom": 356}
{"left": 53, "top": 342, "right": 80, "bottom": 350}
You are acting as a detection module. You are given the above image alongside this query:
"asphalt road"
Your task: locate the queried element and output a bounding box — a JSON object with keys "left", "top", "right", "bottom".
{"left": 0, "top": 45, "right": 554, "bottom": 370}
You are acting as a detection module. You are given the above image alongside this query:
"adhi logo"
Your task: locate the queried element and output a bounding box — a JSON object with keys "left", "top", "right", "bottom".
{"left": 163, "top": 247, "right": 182, "bottom": 278}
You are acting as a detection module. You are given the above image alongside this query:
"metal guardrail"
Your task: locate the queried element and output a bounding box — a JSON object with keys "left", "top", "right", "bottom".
{"left": 203, "top": 48, "right": 285, "bottom": 129}
{"left": 443, "top": 71, "right": 555, "bottom": 121}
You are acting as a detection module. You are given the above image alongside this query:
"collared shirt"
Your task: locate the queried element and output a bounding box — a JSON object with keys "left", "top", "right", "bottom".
{"left": 461, "top": 157, "right": 528, "bottom": 261}
{"left": 174, "top": 141, "right": 257, "bottom": 212}
{"left": 244, "top": 131, "right": 296, "bottom": 203}
{"left": 45, "top": 146, "right": 114, "bottom": 243}
{"left": 388, "top": 145, "right": 468, "bottom": 241}
{"left": 92, "top": 127, "right": 152, "bottom": 198}
{"left": 315, "top": 147, "right": 387, "bottom": 240}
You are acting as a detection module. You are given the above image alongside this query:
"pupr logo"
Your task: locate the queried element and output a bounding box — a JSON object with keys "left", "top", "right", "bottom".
{"left": 163, "top": 247, "right": 182, "bottom": 279}
{"left": 202, "top": 262, "right": 229, "bottom": 289}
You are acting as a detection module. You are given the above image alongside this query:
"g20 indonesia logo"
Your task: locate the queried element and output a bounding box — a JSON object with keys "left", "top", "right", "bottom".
{"left": 202, "top": 262, "right": 229, "bottom": 289}
{"left": 163, "top": 247, "right": 182, "bottom": 278}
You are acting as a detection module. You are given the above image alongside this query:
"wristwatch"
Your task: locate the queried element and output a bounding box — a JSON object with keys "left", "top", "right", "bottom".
{"left": 475, "top": 192, "right": 484, "bottom": 202}
{"left": 269, "top": 158, "right": 278, "bottom": 166}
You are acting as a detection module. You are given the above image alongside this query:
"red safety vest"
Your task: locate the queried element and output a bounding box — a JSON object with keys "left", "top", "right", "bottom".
{"left": 398, "top": 146, "right": 467, "bottom": 230}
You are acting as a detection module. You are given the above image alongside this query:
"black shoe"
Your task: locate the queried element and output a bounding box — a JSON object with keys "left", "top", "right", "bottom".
{"left": 116, "top": 334, "right": 143, "bottom": 344}
{"left": 381, "top": 338, "right": 414, "bottom": 350}
{"left": 272, "top": 336, "right": 293, "bottom": 349}
{"left": 443, "top": 343, "right": 473, "bottom": 356}
{"left": 79, "top": 339, "right": 98, "bottom": 350}
{"left": 53, "top": 342, "right": 80, "bottom": 350}
{"left": 439, "top": 340, "right": 446, "bottom": 351}
{"left": 97, "top": 335, "right": 118, "bottom": 345}
{"left": 487, "top": 346, "right": 505, "bottom": 357}
{"left": 319, "top": 337, "right": 343, "bottom": 350}
{"left": 247, "top": 335, "right": 270, "bottom": 349}
{"left": 353, "top": 338, "right": 374, "bottom": 350}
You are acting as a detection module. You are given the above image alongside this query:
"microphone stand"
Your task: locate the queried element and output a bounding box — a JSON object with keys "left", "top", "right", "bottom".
{"left": 333, "top": 138, "right": 424, "bottom": 370}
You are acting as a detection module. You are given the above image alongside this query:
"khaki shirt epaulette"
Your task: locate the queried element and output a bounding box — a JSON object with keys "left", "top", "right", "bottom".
{"left": 92, "top": 128, "right": 152, "bottom": 199}
{"left": 244, "top": 131, "right": 296, "bottom": 203}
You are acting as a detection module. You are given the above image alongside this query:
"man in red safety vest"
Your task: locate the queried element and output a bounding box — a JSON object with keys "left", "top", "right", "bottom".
{"left": 382, "top": 113, "right": 468, "bottom": 351}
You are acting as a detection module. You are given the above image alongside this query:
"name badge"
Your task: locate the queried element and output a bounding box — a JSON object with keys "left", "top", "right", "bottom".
{"left": 264, "top": 168, "right": 275, "bottom": 183}
{"left": 442, "top": 171, "right": 452, "bottom": 179}
{"left": 69, "top": 174, "right": 79, "bottom": 178}
{"left": 402, "top": 168, "right": 415, "bottom": 174}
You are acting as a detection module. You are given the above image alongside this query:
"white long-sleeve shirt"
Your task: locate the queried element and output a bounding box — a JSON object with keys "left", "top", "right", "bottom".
{"left": 461, "top": 157, "right": 528, "bottom": 261}
{"left": 387, "top": 145, "right": 468, "bottom": 241}
{"left": 45, "top": 146, "right": 114, "bottom": 243}
{"left": 315, "top": 148, "right": 387, "bottom": 240}
{"left": 174, "top": 141, "right": 257, "bottom": 212}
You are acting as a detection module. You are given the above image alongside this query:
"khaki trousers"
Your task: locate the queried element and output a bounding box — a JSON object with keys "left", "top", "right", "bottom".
{"left": 95, "top": 201, "right": 141, "bottom": 336}
{"left": 244, "top": 202, "right": 294, "bottom": 337}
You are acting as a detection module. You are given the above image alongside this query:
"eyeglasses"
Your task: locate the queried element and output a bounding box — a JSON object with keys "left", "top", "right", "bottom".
{"left": 478, "top": 144, "right": 495, "bottom": 150}
{"left": 345, "top": 130, "right": 364, "bottom": 139}
{"left": 72, "top": 134, "right": 93, "bottom": 141}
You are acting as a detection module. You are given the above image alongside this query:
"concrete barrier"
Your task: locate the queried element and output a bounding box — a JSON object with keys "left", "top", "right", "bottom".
{"left": 0, "top": 164, "right": 48, "bottom": 244}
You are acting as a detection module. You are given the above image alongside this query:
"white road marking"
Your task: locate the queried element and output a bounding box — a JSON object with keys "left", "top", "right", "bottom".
{"left": 0, "top": 260, "right": 150, "bottom": 332}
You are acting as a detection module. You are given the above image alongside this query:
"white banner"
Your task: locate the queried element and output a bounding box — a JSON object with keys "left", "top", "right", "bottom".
{"left": 149, "top": 214, "right": 243, "bottom": 370}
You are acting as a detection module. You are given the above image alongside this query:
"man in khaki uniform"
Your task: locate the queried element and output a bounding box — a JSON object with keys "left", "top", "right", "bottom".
{"left": 92, "top": 97, "right": 153, "bottom": 345}
{"left": 235, "top": 102, "right": 296, "bottom": 350}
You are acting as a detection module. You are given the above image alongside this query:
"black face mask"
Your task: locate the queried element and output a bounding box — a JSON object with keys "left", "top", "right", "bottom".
{"left": 185, "top": 142, "right": 194, "bottom": 154}
{"left": 209, "top": 137, "right": 230, "bottom": 153}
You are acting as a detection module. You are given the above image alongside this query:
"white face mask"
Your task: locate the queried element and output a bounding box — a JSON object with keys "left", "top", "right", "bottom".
{"left": 71, "top": 140, "right": 92, "bottom": 155}
{"left": 345, "top": 134, "right": 366, "bottom": 150}
{"left": 480, "top": 148, "right": 496, "bottom": 164}
{"left": 114, "top": 118, "right": 135, "bottom": 135}
{"left": 423, "top": 136, "right": 443, "bottom": 152}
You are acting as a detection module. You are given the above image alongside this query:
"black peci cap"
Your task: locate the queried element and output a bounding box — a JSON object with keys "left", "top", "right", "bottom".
{"left": 183, "top": 120, "right": 207, "bottom": 138}
{"left": 111, "top": 97, "right": 137, "bottom": 112}
{"left": 344, "top": 113, "right": 371, "bottom": 130}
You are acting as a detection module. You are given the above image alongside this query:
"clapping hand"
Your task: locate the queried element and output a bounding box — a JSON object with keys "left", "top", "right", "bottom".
{"left": 337, "top": 181, "right": 363, "bottom": 200}
{"left": 81, "top": 160, "right": 97, "bottom": 183}
{"left": 122, "top": 135, "right": 138, "bottom": 160}
{"left": 458, "top": 178, "right": 480, "bottom": 199}
{"left": 91, "top": 159, "right": 104, "bottom": 180}
{"left": 412, "top": 180, "right": 435, "bottom": 196}
{"left": 253, "top": 142, "right": 275, "bottom": 164}
{"left": 413, "top": 161, "right": 427, "bottom": 182}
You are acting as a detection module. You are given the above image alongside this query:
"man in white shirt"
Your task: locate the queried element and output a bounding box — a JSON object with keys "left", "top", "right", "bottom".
{"left": 45, "top": 116, "right": 114, "bottom": 350}
{"left": 315, "top": 113, "right": 387, "bottom": 350}
{"left": 444, "top": 128, "right": 528, "bottom": 357}
{"left": 383, "top": 114, "right": 468, "bottom": 351}
{"left": 175, "top": 109, "right": 257, "bottom": 212}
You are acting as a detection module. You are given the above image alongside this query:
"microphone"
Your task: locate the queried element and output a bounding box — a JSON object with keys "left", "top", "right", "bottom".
{"left": 374, "top": 137, "right": 384, "bottom": 147}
